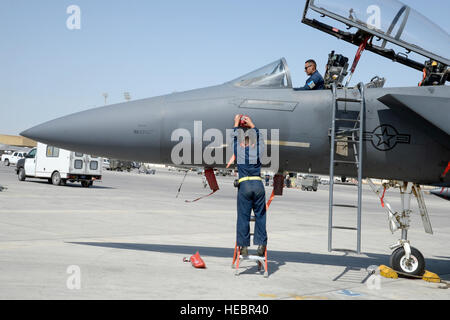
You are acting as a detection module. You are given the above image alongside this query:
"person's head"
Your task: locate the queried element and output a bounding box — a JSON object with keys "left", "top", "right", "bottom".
{"left": 304, "top": 59, "right": 317, "bottom": 76}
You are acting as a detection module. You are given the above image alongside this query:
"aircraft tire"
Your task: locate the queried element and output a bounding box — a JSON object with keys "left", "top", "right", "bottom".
{"left": 390, "top": 246, "right": 425, "bottom": 277}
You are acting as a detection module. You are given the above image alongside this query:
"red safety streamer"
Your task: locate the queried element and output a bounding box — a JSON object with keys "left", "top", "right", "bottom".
{"left": 380, "top": 186, "right": 387, "bottom": 208}
{"left": 266, "top": 190, "right": 275, "bottom": 211}
{"left": 442, "top": 161, "right": 450, "bottom": 178}
{"left": 350, "top": 36, "right": 371, "bottom": 74}
{"left": 185, "top": 168, "right": 219, "bottom": 203}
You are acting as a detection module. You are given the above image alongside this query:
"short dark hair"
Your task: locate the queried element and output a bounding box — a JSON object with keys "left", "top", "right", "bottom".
{"left": 305, "top": 59, "right": 317, "bottom": 68}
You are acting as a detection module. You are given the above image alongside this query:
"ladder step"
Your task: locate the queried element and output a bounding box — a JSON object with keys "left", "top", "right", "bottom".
{"left": 332, "top": 226, "right": 358, "bottom": 231}
{"left": 335, "top": 118, "right": 360, "bottom": 122}
{"left": 334, "top": 139, "right": 360, "bottom": 143}
{"left": 333, "top": 160, "right": 358, "bottom": 164}
{"left": 333, "top": 182, "right": 360, "bottom": 186}
{"left": 333, "top": 204, "right": 358, "bottom": 208}
{"left": 336, "top": 98, "right": 362, "bottom": 103}
{"left": 336, "top": 129, "right": 359, "bottom": 134}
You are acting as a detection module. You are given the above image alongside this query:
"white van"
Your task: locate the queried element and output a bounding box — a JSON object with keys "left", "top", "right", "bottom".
{"left": 16, "top": 143, "right": 102, "bottom": 187}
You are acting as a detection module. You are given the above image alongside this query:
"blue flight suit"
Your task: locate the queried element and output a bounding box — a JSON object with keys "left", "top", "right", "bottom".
{"left": 294, "top": 70, "right": 325, "bottom": 91}
{"left": 233, "top": 127, "right": 267, "bottom": 247}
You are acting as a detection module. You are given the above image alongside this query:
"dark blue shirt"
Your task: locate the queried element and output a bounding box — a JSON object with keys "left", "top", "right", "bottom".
{"left": 294, "top": 70, "right": 325, "bottom": 91}
{"left": 233, "top": 127, "right": 264, "bottom": 179}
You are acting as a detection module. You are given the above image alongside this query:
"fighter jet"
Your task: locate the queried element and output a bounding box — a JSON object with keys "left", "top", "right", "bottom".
{"left": 21, "top": 0, "right": 449, "bottom": 277}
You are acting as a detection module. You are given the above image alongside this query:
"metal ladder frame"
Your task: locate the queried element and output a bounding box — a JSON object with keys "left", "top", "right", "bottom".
{"left": 328, "top": 82, "right": 365, "bottom": 254}
{"left": 232, "top": 215, "right": 269, "bottom": 278}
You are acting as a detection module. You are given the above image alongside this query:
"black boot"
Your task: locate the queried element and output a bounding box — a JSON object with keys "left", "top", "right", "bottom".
{"left": 256, "top": 245, "right": 266, "bottom": 257}
{"left": 240, "top": 247, "right": 248, "bottom": 257}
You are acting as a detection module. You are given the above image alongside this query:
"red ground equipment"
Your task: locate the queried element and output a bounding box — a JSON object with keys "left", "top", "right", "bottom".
{"left": 184, "top": 251, "right": 206, "bottom": 269}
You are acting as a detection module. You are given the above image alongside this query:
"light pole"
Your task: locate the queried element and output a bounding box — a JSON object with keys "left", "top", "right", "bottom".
{"left": 102, "top": 93, "right": 108, "bottom": 105}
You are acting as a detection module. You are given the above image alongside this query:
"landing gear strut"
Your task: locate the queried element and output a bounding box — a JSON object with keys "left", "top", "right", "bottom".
{"left": 368, "top": 180, "right": 433, "bottom": 277}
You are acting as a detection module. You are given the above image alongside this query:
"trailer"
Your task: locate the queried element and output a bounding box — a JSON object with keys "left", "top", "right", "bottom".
{"left": 301, "top": 175, "right": 319, "bottom": 192}
{"left": 16, "top": 143, "right": 102, "bottom": 187}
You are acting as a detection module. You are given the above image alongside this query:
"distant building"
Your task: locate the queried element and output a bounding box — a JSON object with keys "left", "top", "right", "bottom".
{"left": 0, "top": 134, "right": 37, "bottom": 150}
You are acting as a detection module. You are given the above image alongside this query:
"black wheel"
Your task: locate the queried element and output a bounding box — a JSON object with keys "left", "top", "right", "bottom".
{"left": 5, "top": 159, "right": 10, "bottom": 166}
{"left": 81, "top": 181, "right": 92, "bottom": 188}
{"left": 18, "top": 168, "right": 26, "bottom": 181}
{"left": 51, "top": 172, "right": 61, "bottom": 186}
{"left": 390, "top": 246, "right": 425, "bottom": 277}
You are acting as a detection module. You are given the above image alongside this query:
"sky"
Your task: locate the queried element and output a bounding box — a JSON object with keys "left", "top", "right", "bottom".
{"left": 0, "top": 0, "right": 449, "bottom": 135}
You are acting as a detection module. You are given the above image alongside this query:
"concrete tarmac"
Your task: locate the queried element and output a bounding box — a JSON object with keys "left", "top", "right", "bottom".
{"left": 0, "top": 164, "right": 449, "bottom": 300}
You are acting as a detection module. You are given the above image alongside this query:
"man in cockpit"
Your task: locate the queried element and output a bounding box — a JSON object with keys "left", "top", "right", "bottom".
{"left": 295, "top": 59, "right": 324, "bottom": 91}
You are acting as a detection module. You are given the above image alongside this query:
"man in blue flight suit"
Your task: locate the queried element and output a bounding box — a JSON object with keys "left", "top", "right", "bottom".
{"left": 295, "top": 59, "right": 324, "bottom": 91}
{"left": 233, "top": 114, "right": 267, "bottom": 257}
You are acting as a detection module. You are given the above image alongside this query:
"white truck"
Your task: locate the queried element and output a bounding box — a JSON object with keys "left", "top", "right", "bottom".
{"left": 2, "top": 150, "right": 27, "bottom": 167}
{"left": 16, "top": 143, "right": 102, "bottom": 187}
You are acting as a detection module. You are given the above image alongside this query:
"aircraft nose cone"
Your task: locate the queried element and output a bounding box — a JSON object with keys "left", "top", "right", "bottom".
{"left": 21, "top": 99, "right": 163, "bottom": 162}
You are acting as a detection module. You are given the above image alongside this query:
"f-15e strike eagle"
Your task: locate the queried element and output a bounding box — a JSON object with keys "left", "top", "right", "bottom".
{"left": 22, "top": 0, "right": 449, "bottom": 277}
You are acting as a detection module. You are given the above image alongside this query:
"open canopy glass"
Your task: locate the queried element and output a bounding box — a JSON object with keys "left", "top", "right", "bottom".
{"left": 309, "top": 0, "right": 450, "bottom": 65}
{"left": 231, "top": 58, "right": 293, "bottom": 89}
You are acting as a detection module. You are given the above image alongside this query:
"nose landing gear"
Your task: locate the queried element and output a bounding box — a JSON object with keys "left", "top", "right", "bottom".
{"left": 368, "top": 180, "right": 432, "bottom": 277}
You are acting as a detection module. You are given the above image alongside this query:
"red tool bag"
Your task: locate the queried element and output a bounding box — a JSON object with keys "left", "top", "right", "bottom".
{"left": 184, "top": 251, "right": 206, "bottom": 269}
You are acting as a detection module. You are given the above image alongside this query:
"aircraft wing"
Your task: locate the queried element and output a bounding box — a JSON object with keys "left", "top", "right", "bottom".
{"left": 378, "top": 93, "right": 450, "bottom": 150}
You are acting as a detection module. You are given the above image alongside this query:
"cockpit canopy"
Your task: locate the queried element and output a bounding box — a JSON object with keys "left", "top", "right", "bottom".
{"left": 308, "top": 0, "right": 450, "bottom": 65}
{"left": 231, "top": 58, "right": 293, "bottom": 89}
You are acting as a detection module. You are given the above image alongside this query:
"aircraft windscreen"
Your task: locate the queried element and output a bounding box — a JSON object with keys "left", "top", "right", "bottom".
{"left": 232, "top": 58, "right": 293, "bottom": 89}
{"left": 310, "top": 0, "right": 450, "bottom": 64}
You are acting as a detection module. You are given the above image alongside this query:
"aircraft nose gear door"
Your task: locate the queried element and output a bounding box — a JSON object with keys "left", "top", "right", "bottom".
{"left": 367, "top": 180, "right": 433, "bottom": 277}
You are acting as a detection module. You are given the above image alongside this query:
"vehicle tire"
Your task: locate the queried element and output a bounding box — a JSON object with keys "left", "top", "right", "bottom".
{"left": 390, "top": 246, "right": 425, "bottom": 277}
{"left": 5, "top": 159, "right": 10, "bottom": 167}
{"left": 51, "top": 172, "right": 62, "bottom": 186}
{"left": 313, "top": 187, "right": 318, "bottom": 192}
{"left": 81, "top": 181, "right": 92, "bottom": 188}
{"left": 18, "top": 168, "right": 26, "bottom": 181}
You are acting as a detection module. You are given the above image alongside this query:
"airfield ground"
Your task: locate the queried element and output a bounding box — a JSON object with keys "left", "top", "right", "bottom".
{"left": 0, "top": 164, "right": 449, "bottom": 300}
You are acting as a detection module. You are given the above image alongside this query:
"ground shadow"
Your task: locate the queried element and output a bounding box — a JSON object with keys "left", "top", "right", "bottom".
{"left": 24, "top": 180, "right": 115, "bottom": 189}
{"left": 67, "top": 242, "right": 450, "bottom": 280}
